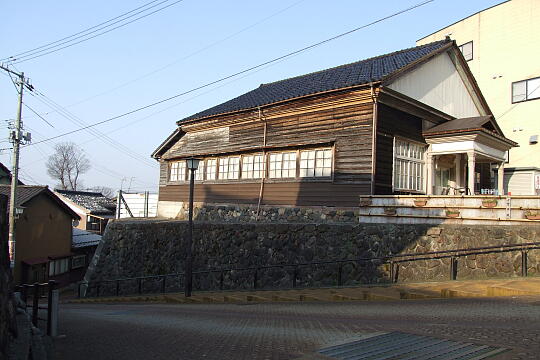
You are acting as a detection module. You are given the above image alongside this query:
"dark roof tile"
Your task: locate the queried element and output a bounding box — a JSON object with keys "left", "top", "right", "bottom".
{"left": 179, "top": 40, "right": 450, "bottom": 123}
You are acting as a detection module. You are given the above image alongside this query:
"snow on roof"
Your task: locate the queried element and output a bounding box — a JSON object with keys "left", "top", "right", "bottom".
{"left": 72, "top": 227, "right": 101, "bottom": 248}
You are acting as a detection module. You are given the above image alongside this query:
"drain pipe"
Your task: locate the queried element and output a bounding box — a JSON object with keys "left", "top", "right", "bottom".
{"left": 256, "top": 107, "right": 267, "bottom": 219}
{"left": 370, "top": 82, "right": 378, "bottom": 195}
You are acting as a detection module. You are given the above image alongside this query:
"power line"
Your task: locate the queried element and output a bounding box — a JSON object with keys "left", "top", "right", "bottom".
{"left": 4, "top": 0, "right": 185, "bottom": 64}
{"left": 4, "top": 0, "right": 433, "bottom": 150}
{"left": 30, "top": 90, "right": 157, "bottom": 168}
{"left": 22, "top": 103, "right": 55, "bottom": 128}
{"left": 19, "top": 0, "right": 306, "bottom": 121}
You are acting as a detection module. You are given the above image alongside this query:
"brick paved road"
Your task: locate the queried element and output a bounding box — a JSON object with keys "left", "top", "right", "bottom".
{"left": 54, "top": 297, "right": 540, "bottom": 360}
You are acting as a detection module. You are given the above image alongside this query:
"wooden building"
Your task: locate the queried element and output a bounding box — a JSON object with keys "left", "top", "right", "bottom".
{"left": 152, "top": 39, "right": 517, "bottom": 217}
{"left": 0, "top": 185, "right": 80, "bottom": 285}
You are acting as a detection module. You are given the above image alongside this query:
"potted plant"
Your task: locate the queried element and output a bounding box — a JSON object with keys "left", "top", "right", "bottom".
{"left": 384, "top": 207, "right": 397, "bottom": 216}
{"left": 445, "top": 209, "right": 461, "bottom": 218}
{"left": 413, "top": 198, "right": 428, "bottom": 207}
{"left": 524, "top": 209, "right": 540, "bottom": 220}
{"left": 481, "top": 198, "right": 498, "bottom": 208}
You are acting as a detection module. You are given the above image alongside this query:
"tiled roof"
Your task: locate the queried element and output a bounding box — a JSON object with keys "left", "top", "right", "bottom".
{"left": 179, "top": 40, "right": 451, "bottom": 123}
{"left": 72, "top": 228, "right": 101, "bottom": 248}
{"left": 0, "top": 185, "right": 80, "bottom": 219}
{"left": 55, "top": 190, "right": 116, "bottom": 215}
{"left": 0, "top": 185, "right": 47, "bottom": 207}
{"left": 423, "top": 116, "right": 494, "bottom": 133}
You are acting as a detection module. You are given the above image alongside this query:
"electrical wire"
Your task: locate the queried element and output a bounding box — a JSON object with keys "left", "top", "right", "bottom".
{"left": 28, "top": 90, "right": 157, "bottom": 168}
{"left": 4, "top": 0, "right": 185, "bottom": 64}
{"left": 22, "top": 103, "right": 55, "bottom": 128}
{"left": 4, "top": 0, "right": 433, "bottom": 150}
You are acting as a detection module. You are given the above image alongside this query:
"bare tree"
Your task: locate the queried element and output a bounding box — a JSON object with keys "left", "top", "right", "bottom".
{"left": 46, "top": 142, "right": 90, "bottom": 190}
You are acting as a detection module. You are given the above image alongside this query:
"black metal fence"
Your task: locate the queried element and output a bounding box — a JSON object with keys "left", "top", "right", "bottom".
{"left": 83, "top": 241, "right": 540, "bottom": 298}
{"left": 15, "top": 280, "right": 57, "bottom": 336}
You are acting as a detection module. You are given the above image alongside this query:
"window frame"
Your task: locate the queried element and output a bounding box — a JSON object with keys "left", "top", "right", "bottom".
{"left": 241, "top": 153, "right": 265, "bottom": 180}
{"left": 458, "top": 41, "right": 473, "bottom": 61}
{"left": 511, "top": 76, "right": 540, "bottom": 104}
{"left": 217, "top": 155, "right": 240, "bottom": 180}
{"left": 392, "top": 137, "right": 426, "bottom": 193}
{"left": 48, "top": 258, "right": 70, "bottom": 277}
{"left": 71, "top": 255, "right": 86, "bottom": 270}
{"left": 268, "top": 151, "right": 298, "bottom": 179}
{"left": 168, "top": 160, "right": 187, "bottom": 182}
{"left": 299, "top": 148, "right": 333, "bottom": 178}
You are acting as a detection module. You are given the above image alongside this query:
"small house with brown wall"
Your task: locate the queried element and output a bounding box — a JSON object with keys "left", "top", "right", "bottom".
{"left": 152, "top": 39, "right": 517, "bottom": 218}
{"left": 55, "top": 190, "right": 116, "bottom": 235}
{"left": 0, "top": 185, "right": 80, "bottom": 285}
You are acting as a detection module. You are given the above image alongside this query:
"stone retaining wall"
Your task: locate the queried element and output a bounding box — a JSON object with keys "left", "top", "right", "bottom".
{"left": 85, "top": 219, "right": 540, "bottom": 297}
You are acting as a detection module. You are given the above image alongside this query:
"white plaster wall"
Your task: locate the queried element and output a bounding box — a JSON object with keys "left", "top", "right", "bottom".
{"left": 388, "top": 52, "right": 481, "bottom": 118}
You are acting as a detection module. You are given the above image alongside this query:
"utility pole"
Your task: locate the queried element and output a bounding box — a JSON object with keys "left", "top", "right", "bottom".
{"left": 0, "top": 64, "right": 32, "bottom": 268}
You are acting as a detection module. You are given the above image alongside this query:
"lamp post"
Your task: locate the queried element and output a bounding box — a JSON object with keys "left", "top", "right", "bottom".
{"left": 185, "top": 158, "right": 200, "bottom": 297}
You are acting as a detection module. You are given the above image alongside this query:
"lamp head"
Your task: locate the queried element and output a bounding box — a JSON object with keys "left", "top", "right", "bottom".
{"left": 186, "top": 158, "right": 201, "bottom": 170}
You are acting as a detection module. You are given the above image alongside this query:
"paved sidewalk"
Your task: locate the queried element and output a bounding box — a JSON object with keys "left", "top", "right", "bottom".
{"left": 54, "top": 297, "right": 540, "bottom": 359}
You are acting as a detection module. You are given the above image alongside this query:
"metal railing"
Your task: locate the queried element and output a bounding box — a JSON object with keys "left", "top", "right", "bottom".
{"left": 83, "top": 241, "right": 540, "bottom": 298}
{"left": 15, "top": 280, "right": 59, "bottom": 336}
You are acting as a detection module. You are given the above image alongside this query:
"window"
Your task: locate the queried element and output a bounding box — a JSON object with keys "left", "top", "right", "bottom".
{"left": 48, "top": 258, "right": 69, "bottom": 276}
{"left": 195, "top": 160, "right": 205, "bottom": 181}
{"left": 206, "top": 159, "right": 217, "bottom": 180}
{"left": 394, "top": 139, "right": 425, "bottom": 192}
{"left": 512, "top": 77, "right": 540, "bottom": 103}
{"left": 169, "top": 161, "right": 186, "bottom": 182}
{"left": 269, "top": 152, "right": 296, "bottom": 178}
{"left": 242, "top": 154, "right": 265, "bottom": 179}
{"left": 300, "top": 149, "right": 332, "bottom": 177}
{"left": 218, "top": 156, "right": 240, "bottom": 180}
{"left": 458, "top": 41, "right": 473, "bottom": 61}
{"left": 71, "top": 255, "right": 86, "bottom": 269}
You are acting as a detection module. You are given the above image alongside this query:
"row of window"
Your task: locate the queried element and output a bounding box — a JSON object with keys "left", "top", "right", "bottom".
{"left": 169, "top": 148, "right": 333, "bottom": 182}
{"left": 48, "top": 256, "right": 86, "bottom": 277}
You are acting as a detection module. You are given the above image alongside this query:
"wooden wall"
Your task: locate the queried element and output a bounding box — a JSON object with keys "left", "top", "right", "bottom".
{"left": 159, "top": 88, "right": 375, "bottom": 206}
{"left": 374, "top": 103, "right": 425, "bottom": 194}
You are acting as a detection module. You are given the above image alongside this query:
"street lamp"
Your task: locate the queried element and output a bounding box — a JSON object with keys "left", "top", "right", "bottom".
{"left": 185, "top": 157, "right": 201, "bottom": 297}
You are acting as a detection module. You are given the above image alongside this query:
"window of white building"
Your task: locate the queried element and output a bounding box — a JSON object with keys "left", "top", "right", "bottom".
{"left": 394, "top": 139, "right": 425, "bottom": 192}
{"left": 458, "top": 41, "right": 473, "bottom": 61}
{"left": 512, "top": 77, "right": 540, "bottom": 103}
{"left": 300, "top": 149, "right": 332, "bottom": 177}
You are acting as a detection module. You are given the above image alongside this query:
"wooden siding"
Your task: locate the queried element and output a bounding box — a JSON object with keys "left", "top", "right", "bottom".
{"left": 374, "top": 103, "right": 425, "bottom": 194}
{"left": 159, "top": 89, "right": 375, "bottom": 206}
{"left": 159, "top": 182, "right": 369, "bottom": 207}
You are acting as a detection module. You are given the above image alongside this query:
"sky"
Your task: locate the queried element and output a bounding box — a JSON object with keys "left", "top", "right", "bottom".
{"left": 0, "top": 0, "right": 504, "bottom": 194}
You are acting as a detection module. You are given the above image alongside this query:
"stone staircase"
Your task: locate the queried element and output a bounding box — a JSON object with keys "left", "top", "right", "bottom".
{"left": 70, "top": 277, "right": 540, "bottom": 304}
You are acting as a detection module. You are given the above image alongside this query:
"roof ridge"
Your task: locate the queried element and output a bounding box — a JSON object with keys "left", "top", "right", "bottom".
{"left": 258, "top": 40, "right": 449, "bottom": 88}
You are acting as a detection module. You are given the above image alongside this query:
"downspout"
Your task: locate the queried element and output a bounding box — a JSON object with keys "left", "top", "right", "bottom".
{"left": 256, "top": 107, "right": 267, "bottom": 219}
{"left": 370, "top": 83, "right": 378, "bottom": 195}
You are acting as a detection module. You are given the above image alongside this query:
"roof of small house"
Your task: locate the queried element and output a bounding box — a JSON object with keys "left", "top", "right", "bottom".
{"left": 179, "top": 39, "right": 452, "bottom": 124}
{"left": 0, "top": 185, "right": 80, "bottom": 219}
{"left": 55, "top": 190, "right": 116, "bottom": 215}
{"left": 423, "top": 115, "right": 518, "bottom": 146}
{"left": 72, "top": 228, "right": 101, "bottom": 248}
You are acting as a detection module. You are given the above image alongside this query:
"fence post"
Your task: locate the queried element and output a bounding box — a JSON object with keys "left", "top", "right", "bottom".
{"left": 47, "top": 280, "right": 56, "bottom": 336}
{"left": 161, "top": 275, "right": 166, "bottom": 293}
{"left": 22, "top": 284, "right": 29, "bottom": 305}
{"left": 389, "top": 261, "right": 394, "bottom": 283}
{"left": 450, "top": 257, "right": 457, "bottom": 280}
{"left": 293, "top": 266, "right": 298, "bottom": 288}
{"left": 253, "top": 268, "right": 258, "bottom": 289}
{"left": 32, "top": 283, "right": 39, "bottom": 326}
{"left": 337, "top": 264, "right": 343, "bottom": 286}
{"left": 220, "top": 271, "right": 224, "bottom": 291}
{"left": 521, "top": 250, "right": 528, "bottom": 277}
